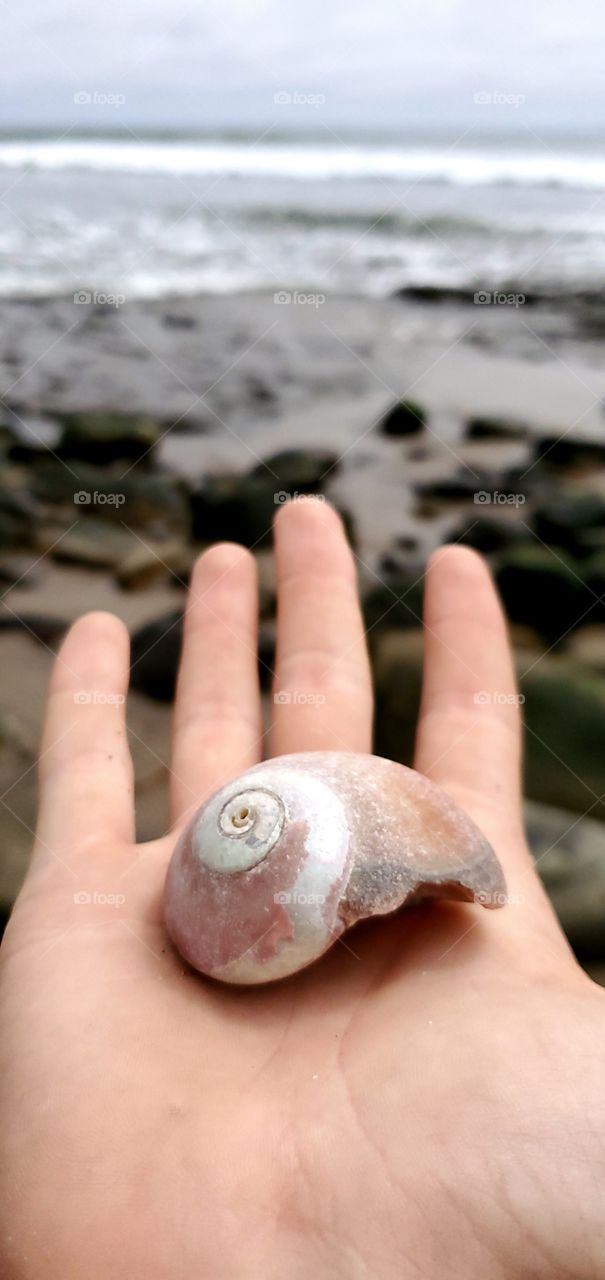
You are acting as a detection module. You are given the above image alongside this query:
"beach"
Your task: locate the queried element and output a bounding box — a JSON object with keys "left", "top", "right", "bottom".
{"left": 1, "top": 129, "right": 605, "bottom": 974}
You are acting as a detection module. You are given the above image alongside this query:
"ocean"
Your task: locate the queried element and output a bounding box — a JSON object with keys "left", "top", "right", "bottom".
{"left": 0, "top": 129, "right": 603, "bottom": 299}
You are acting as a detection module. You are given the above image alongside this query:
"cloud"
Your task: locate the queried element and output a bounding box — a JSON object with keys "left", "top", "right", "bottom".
{"left": 1, "top": 0, "right": 603, "bottom": 127}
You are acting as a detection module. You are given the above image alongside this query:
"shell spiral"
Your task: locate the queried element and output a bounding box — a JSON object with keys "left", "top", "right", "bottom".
{"left": 163, "top": 752, "right": 506, "bottom": 985}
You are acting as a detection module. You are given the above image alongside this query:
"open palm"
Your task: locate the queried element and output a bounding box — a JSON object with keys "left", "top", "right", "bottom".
{"left": 1, "top": 499, "right": 604, "bottom": 1280}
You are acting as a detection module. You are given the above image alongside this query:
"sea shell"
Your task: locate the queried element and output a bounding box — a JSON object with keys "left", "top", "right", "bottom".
{"left": 163, "top": 751, "right": 506, "bottom": 985}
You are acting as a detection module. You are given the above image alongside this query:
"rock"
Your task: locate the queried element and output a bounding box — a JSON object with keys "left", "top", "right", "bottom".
{"left": 333, "top": 505, "right": 357, "bottom": 550}
{"left": 448, "top": 515, "right": 527, "bottom": 555}
{"left": 244, "top": 375, "right": 276, "bottom": 405}
{"left": 32, "top": 460, "right": 188, "bottom": 532}
{"left": 162, "top": 313, "right": 197, "bottom": 330}
{"left": 532, "top": 492, "right": 605, "bottom": 555}
{"left": 0, "top": 411, "right": 62, "bottom": 462}
{"left": 466, "top": 416, "right": 528, "bottom": 441}
{"left": 566, "top": 625, "right": 605, "bottom": 671}
{"left": 250, "top": 448, "right": 339, "bottom": 493}
{"left": 378, "top": 546, "right": 421, "bottom": 577}
{"left": 253, "top": 550, "right": 277, "bottom": 620}
{"left": 573, "top": 527, "right": 605, "bottom": 555}
{"left": 521, "top": 661, "right": 605, "bottom": 818}
{"left": 370, "top": 627, "right": 605, "bottom": 821}
{"left": 363, "top": 572, "right": 425, "bottom": 634}
{"left": 190, "top": 467, "right": 352, "bottom": 551}
{"left": 0, "top": 708, "right": 39, "bottom": 917}
{"left": 0, "top": 553, "right": 44, "bottom": 589}
{"left": 583, "top": 552, "right": 605, "bottom": 620}
{"left": 526, "top": 798, "right": 605, "bottom": 958}
{"left": 126, "top": 691, "right": 172, "bottom": 841}
{"left": 371, "top": 629, "right": 424, "bottom": 765}
{"left": 496, "top": 545, "right": 591, "bottom": 639}
{"left": 379, "top": 400, "right": 425, "bottom": 437}
{"left": 190, "top": 473, "right": 276, "bottom": 548}
{"left": 37, "top": 520, "right": 137, "bottom": 569}
{"left": 130, "top": 611, "right": 183, "bottom": 701}
{"left": 508, "top": 624, "right": 545, "bottom": 651}
{"left": 416, "top": 474, "right": 496, "bottom": 503}
{"left": 0, "top": 709, "right": 38, "bottom": 760}
{"left": 0, "top": 613, "right": 67, "bottom": 645}
{"left": 533, "top": 436, "right": 605, "bottom": 471}
{"left": 115, "top": 542, "right": 193, "bottom": 592}
{"left": 258, "top": 620, "right": 276, "bottom": 691}
{"left": 378, "top": 533, "right": 423, "bottom": 578}
{"left": 57, "top": 411, "right": 161, "bottom": 465}
{"left": 0, "top": 487, "right": 38, "bottom": 548}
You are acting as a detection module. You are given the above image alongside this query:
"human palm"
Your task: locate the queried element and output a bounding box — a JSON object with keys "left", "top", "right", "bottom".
{"left": 1, "top": 500, "right": 604, "bottom": 1279}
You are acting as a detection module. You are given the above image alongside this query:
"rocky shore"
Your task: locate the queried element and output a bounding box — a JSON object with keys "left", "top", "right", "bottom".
{"left": 1, "top": 290, "right": 604, "bottom": 975}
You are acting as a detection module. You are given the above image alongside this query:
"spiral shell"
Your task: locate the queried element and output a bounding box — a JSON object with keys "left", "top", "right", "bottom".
{"left": 163, "top": 752, "right": 506, "bottom": 985}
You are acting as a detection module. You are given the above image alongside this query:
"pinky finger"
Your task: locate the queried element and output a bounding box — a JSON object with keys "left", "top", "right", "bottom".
{"left": 35, "top": 612, "right": 135, "bottom": 859}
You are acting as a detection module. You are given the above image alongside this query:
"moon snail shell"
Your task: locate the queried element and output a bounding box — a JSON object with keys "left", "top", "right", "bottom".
{"left": 163, "top": 752, "right": 506, "bottom": 985}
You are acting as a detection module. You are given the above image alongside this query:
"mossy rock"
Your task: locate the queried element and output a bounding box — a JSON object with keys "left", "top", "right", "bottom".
{"left": 190, "top": 473, "right": 277, "bottom": 548}
{"left": 31, "top": 460, "right": 188, "bottom": 531}
{"left": 447, "top": 515, "right": 527, "bottom": 555}
{"left": 130, "top": 611, "right": 183, "bottom": 701}
{"left": 57, "top": 412, "right": 161, "bottom": 464}
{"left": 37, "top": 520, "right": 137, "bottom": 568}
{"left": 190, "top": 466, "right": 353, "bottom": 550}
{"left": 527, "top": 798, "right": 605, "bottom": 958}
{"left": 496, "top": 544, "right": 592, "bottom": 639}
{"left": 521, "top": 663, "right": 605, "bottom": 818}
{"left": 250, "top": 448, "right": 339, "bottom": 492}
{"left": 371, "top": 629, "right": 424, "bottom": 765}
{"left": 533, "top": 492, "right": 605, "bottom": 555}
{"left": 583, "top": 552, "right": 605, "bottom": 620}
{"left": 370, "top": 628, "right": 605, "bottom": 821}
{"left": 0, "top": 488, "right": 37, "bottom": 549}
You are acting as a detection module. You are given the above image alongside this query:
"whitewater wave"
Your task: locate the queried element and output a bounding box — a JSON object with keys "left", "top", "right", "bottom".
{"left": 0, "top": 137, "right": 604, "bottom": 190}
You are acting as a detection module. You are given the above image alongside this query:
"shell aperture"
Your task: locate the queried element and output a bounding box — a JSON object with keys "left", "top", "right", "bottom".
{"left": 163, "top": 751, "right": 506, "bottom": 985}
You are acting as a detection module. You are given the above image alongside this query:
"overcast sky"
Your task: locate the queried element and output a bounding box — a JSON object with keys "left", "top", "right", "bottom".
{"left": 0, "top": 0, "right": 603, "bottom": 132}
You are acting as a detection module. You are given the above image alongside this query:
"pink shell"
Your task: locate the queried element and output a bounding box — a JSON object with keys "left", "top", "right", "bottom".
{"left": 163, "top": 752, "right": 506, "bottom": 985}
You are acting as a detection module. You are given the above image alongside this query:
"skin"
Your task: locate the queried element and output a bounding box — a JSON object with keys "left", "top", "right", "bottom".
{"left": 0, "top": 497, "right": 604, "bottom": 1279}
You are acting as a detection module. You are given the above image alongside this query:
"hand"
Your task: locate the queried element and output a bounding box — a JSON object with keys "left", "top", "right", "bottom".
{"left": 1, "top": 499, "right": 603, "bottom": 1280}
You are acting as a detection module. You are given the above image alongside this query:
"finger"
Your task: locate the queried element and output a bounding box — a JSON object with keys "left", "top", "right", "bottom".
{"left": 170, "top": 543, "right": 262, "bottom": 827}
{"left": 415, "top": 546, "right": 521, "bottom": 822}
{"left": 414, "top": 545, "right": 570, "bottom": 948}
{"left": 36, "top": 612, "right": 134, "bottom": 857}
{"left": 271, "top": 499, "right": 373, "bottom": 755}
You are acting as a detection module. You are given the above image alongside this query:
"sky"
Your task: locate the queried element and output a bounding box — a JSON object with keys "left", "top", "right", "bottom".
{"left": 0, "top": 0, "right": 603, "bottom": 133}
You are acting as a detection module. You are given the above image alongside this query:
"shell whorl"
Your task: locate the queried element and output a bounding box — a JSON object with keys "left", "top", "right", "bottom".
{"left": 199, "top": 788, "right": 286, "bottom": 873}
{"left": 163, "top": 752, "right": 506, "bottom": 985}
